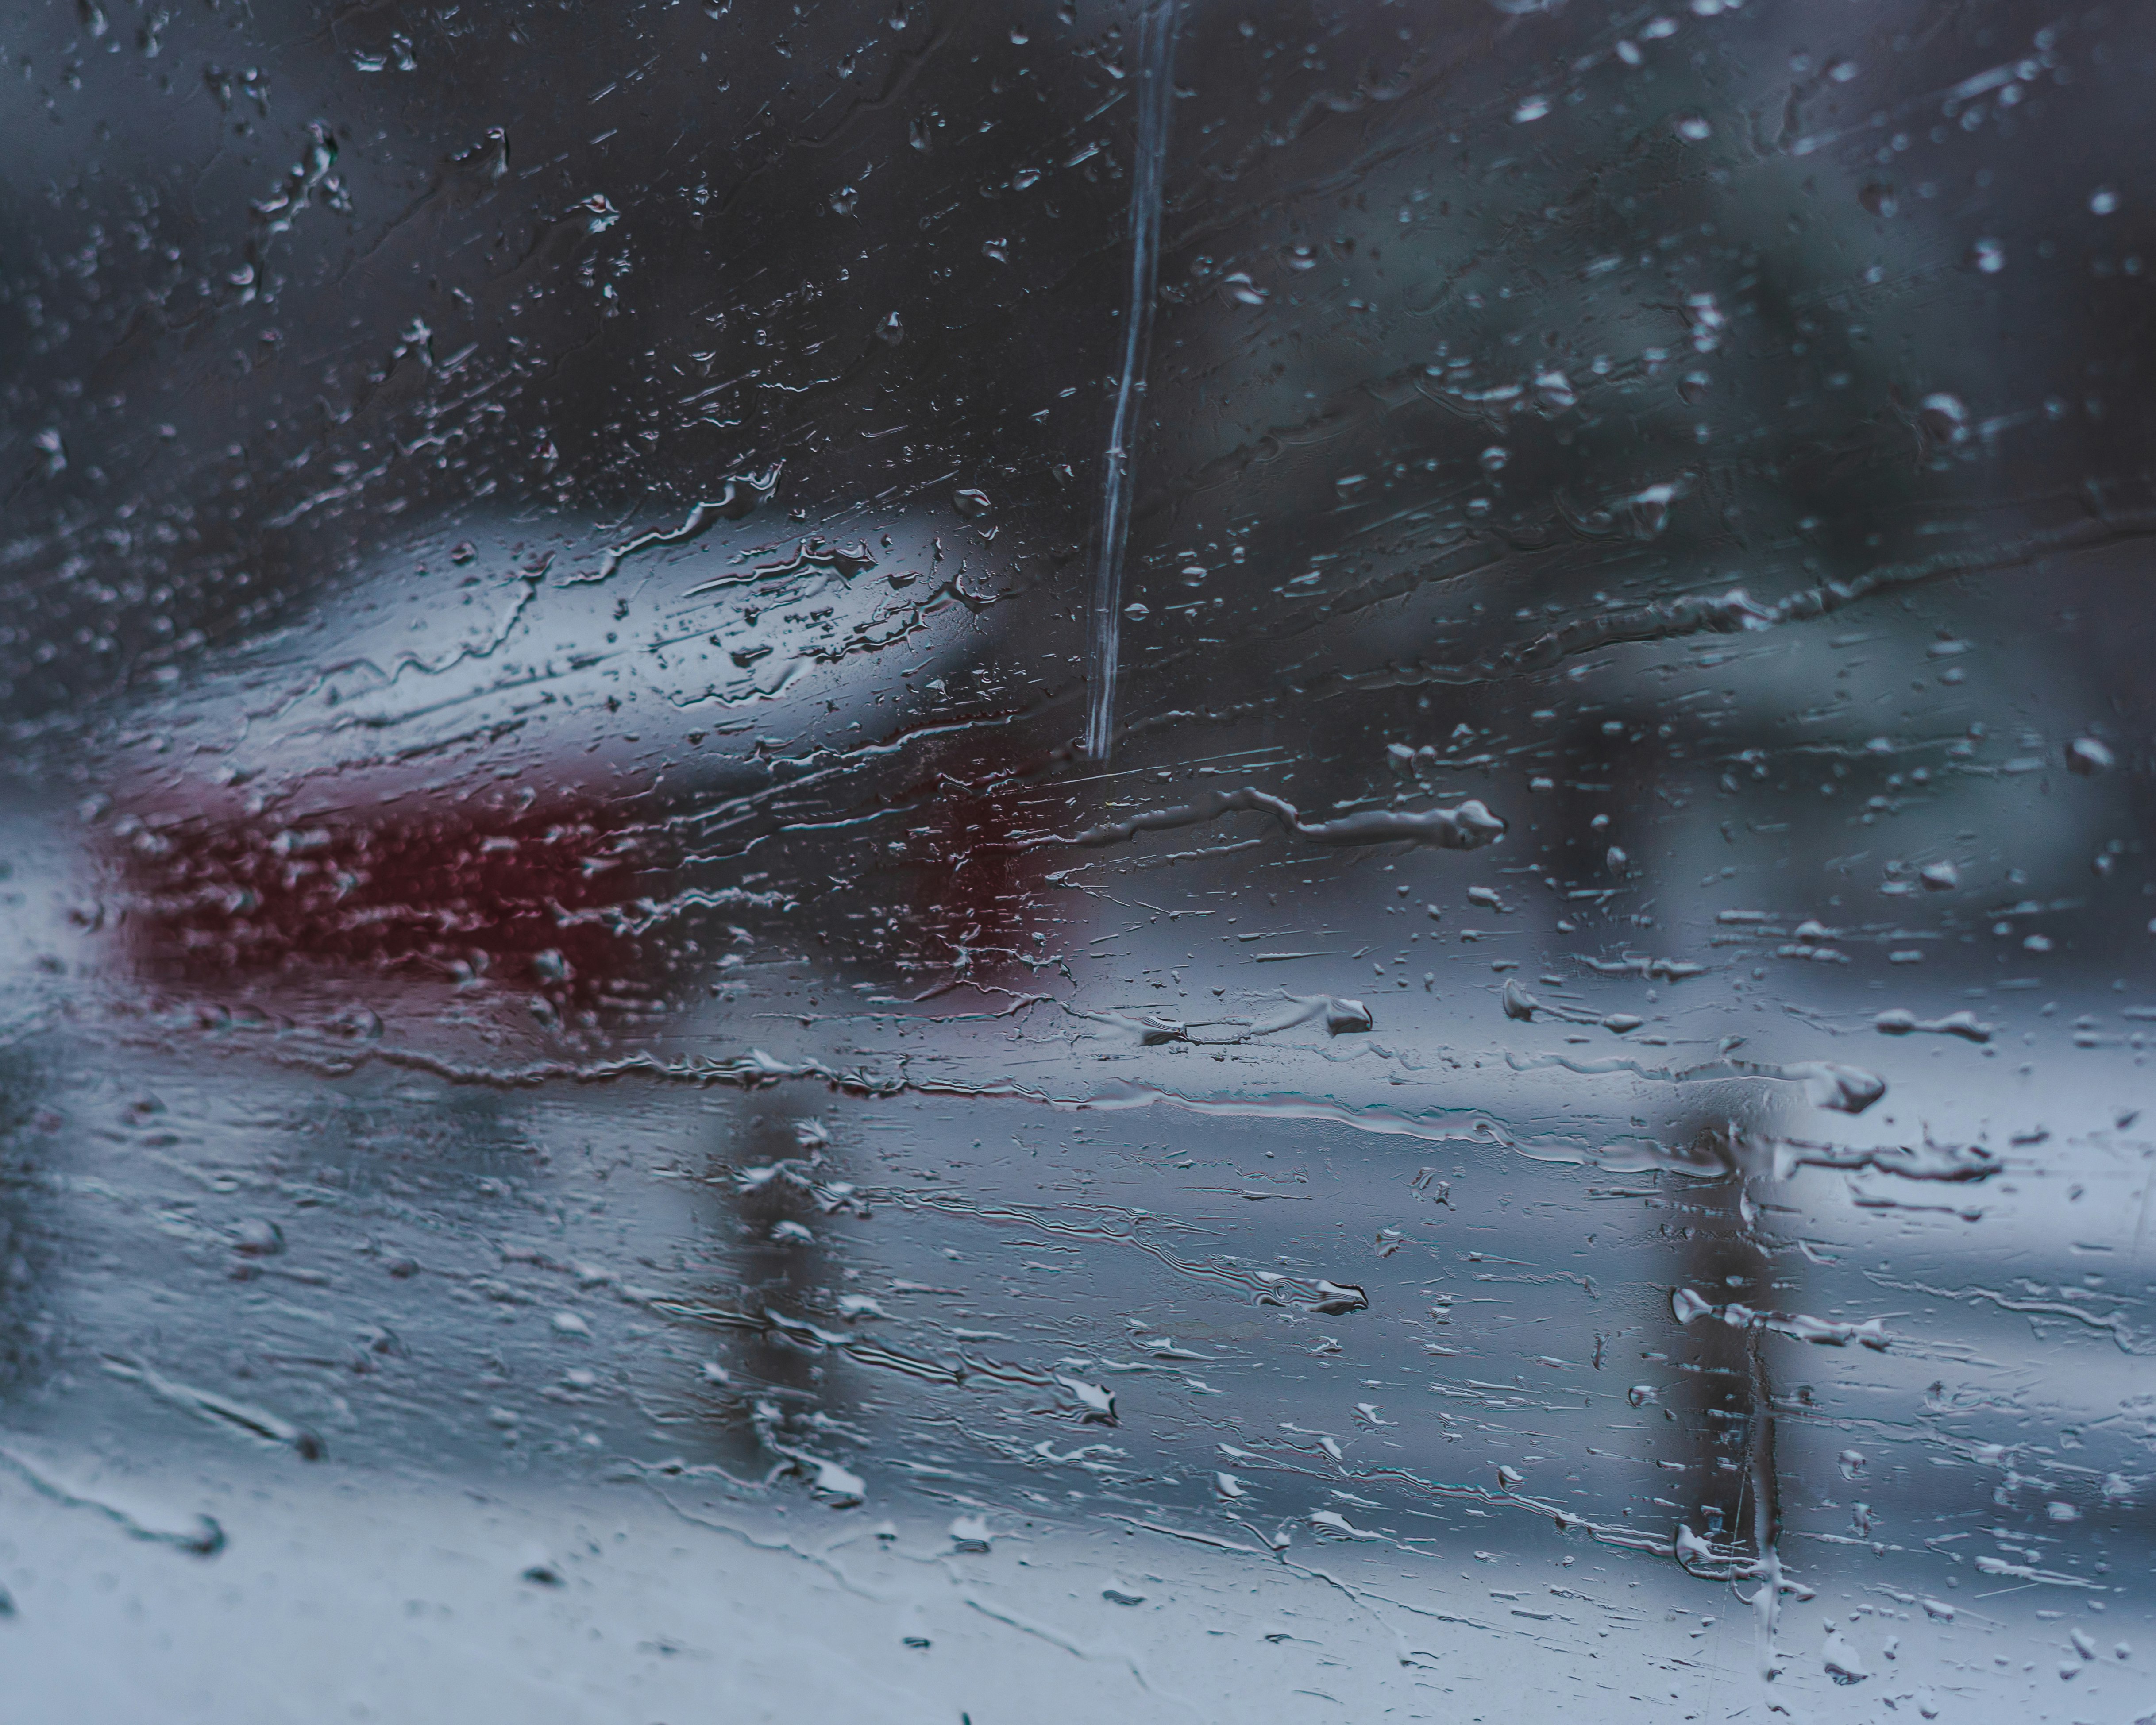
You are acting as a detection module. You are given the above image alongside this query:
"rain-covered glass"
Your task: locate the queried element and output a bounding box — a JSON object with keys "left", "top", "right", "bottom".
{"left": 2, "top": 1, "right": 2151, "bottom": 1718}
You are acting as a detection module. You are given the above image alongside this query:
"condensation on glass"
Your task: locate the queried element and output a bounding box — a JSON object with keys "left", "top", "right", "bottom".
{"left": 0, "top": 1, "right": 2149, "bottom": 1719}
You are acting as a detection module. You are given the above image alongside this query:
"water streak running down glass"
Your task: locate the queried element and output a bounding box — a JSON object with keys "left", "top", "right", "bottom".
{"left": 0, "top": 2, "right": 2152, "bottom": 1721}
{"left": 1084, "top": 0, "right": 1177, "bottom": 762}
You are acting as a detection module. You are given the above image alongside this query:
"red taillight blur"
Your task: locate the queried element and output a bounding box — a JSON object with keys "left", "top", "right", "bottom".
{"left": 111, "top": 803, "right": 640, "bottom": 1005}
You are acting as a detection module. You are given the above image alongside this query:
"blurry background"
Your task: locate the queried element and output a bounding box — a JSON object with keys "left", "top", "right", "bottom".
{"left": 0, "top": 2, "right": 2152, "bottom": 1720}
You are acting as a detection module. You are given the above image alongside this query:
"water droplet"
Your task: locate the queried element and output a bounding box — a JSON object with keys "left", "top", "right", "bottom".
{"left": 1823, "top": 1627, "right": 1873, "bottom": 1685}
{"left": 1916, "top": 392, "right": 1968, "bottom": 451}
{"left": 2068, "top": 736, "right": 2115, "bottom": 774}
{"left": 1535, "top": 367, "right": 1577, "bottom": 410}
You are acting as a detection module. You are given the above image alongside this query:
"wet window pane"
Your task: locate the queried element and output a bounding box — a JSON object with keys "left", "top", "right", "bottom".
{"left": 3, "top": 0, "right": 2150, "bottom": 1716}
